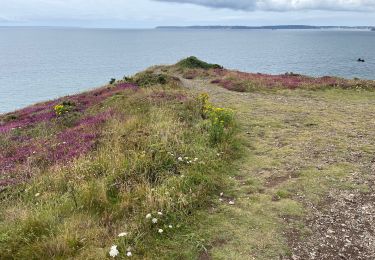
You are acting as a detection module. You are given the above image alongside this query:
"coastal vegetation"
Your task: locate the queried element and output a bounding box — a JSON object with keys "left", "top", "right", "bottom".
{"left": 1, "top": 57, "right": 375, "bottom": 259}
{"left": 0, "top": 65, "right": 238, "bottom": 259}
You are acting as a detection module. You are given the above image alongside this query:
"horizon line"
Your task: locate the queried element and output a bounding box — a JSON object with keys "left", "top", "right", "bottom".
{"left": 0, "top": 24, "right": 374, "bottom": 30}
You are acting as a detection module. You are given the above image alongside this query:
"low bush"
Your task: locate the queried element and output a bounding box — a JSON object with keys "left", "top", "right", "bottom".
{"left": 177, "top": 56, "right": 223, "bottom": 70}
{"left": 109, "top": 78, "right": 116, "bottom": 85}
{"left": 125, "top": 71, "right": 180, "bottom": 88}
{"left": 54, "top": 101, "right": 75, "bottom": 116}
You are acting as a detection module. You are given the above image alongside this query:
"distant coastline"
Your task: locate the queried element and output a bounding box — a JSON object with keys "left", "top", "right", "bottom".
{"left": 156, "top": 25, "right": 374, "bottom": 30}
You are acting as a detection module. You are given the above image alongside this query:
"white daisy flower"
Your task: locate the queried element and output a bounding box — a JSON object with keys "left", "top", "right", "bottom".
{"left": 178, "top": 157, "right": 183, "bottom": 161}
{"left": 157, "top": 212, "right": 163, "bottom": 216}
{"left": 152, "top": 218, "right": 158, "bottom": 224}
{"left": 118, "top": 232, "right": 128, "bottom": 237}
{"left": 168, "top": 225, "right": 173, "bottom": 229}
{"left": 127, "top": 251, "right": 132, "bottom": 257}
{"left": 109, "top": 245, "right": 119, "bottom": 258}
{"left": 146, "top": 213, "right": 152, "bottom": 219}
{"left": 158, "top": 229, "right": 164, "bottom": 234}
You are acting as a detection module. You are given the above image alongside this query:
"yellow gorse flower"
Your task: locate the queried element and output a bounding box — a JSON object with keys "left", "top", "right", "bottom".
{"left": 197, "top": 92, "right": 234, "bottom": 144}
{"left": 54, "top": 104, "right": 66, "bottom": 116}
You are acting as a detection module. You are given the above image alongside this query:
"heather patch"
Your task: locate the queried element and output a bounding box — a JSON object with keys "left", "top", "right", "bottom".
{"left": 0, "top": 83, "right": 138, "bottom": 189}
{"left": 0, "top": 111, "right": 114, "bottom": 188}
{"left": 209, "top": 70, "right": 375, "bottom": 91}
{"left": 0, "top": 83, "right": 137, "bottom": 134}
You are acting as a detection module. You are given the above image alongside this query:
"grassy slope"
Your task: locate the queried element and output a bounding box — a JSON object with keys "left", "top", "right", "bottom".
{"left": 0, "top": 66, "right": 239, "bottom": 259}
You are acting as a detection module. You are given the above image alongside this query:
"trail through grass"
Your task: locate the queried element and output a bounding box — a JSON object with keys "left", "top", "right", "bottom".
{"left": 175, "top": 76, "right": 375, "bottom": 259}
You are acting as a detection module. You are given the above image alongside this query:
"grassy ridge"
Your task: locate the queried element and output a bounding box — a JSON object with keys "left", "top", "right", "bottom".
{"left": 0, "top": 66, "right": 239, "bottom": 259}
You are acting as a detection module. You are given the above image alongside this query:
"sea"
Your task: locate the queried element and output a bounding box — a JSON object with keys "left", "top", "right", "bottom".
{"left": 1, "top": 27, "right": 374, "bottom": 113}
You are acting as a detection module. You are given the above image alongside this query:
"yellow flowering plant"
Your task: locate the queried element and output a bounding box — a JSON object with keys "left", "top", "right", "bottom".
{"left": 197, "top": 93, "right": 234, "bottom": 144}
{"left": 54, "top": 101, "right": 75, "bottom": 116}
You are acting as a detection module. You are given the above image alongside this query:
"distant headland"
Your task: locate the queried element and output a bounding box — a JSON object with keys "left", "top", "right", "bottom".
{"left": 156, "top": 25, "right": 373, "bottom": 30}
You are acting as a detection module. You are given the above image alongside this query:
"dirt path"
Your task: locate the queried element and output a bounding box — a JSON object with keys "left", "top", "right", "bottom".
{"left": 181, "top": 77, "right": 375, "bottom": 260}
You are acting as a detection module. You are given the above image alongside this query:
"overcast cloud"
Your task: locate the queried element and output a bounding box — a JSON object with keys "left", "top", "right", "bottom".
{"left": 154, "top": 0, "right": 375, "bottom": 11}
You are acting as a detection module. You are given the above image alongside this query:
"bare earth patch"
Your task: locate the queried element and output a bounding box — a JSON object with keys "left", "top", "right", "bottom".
{"left": 288, "top": 174, "right": 375, "bottom": 260}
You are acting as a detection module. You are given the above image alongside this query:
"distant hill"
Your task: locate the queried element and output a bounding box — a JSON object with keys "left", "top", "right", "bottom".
{"left": 156, "top": 25, "right": 372, "bottom": 30}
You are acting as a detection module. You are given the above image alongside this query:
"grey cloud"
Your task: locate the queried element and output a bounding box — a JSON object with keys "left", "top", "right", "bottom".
{"left": 154, "top": 0, "right": 257, "bottom": 10}
{"left": 153, "top": 0, "right": 375, "bottom": 12}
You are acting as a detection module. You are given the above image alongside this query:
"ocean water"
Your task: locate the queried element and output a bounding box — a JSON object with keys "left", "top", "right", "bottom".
{"left": 0, "top": 27, "right": 374, "bottom": 113}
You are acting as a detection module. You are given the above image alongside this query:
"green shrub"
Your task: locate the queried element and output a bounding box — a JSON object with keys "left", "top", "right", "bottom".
{"left": 177, "top": 56, "right": 223, "bottom": 70}
{"left": 109, "top": 78, "right": 116, "bottom": 85}
{"left": 129, "top": 72, "right": 179, "bottom": 87}
{"left": 54, "top": 101, "right": 75, "bottom": 116}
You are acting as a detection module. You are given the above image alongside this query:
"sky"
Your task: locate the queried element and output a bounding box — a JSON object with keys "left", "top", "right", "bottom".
{"left": 0, "top": 0, "right": 374, "bottom": 28}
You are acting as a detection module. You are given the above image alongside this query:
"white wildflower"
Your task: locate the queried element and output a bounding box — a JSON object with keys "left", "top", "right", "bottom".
{"left": 220, "top": 192, "right": 224, "bottom": 197}
{"left": 146, "top": 213, "right": 152, "bottom": 219}
{"left": 184, "top": 157, "right": 189, "bottom": 160}
{"left": 157, "top": 212, "right": 163, "bottom": 216}
{"left": 158, "top": 229, "right": 164, "bottom": 234}
{"left": 109, "top": 245, "right": 119, "bottom": 258}
{"left": 118, "top": 232, "right": 128, "bottom": 237}
{"left": 178, "top": 157, "right": 183, "bottom": 162}
{"left": 127, "top": 251, "right": 132, "bottom": 257}
{"left": 168, "top": 225, "right": 173, "bottom": 229}
{"left": 35, "top": 193, "right": 40, "bottom": 197}
{"left": 152, "top": 218, "right": 158, "bottom": 224}
{"left": 194, "top": 158, "right": 198, "bottom": 161}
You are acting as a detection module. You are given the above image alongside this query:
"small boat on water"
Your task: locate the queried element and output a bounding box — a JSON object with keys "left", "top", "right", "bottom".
{"left": 357, "top": 58, "right": 365, "bottom": 62}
